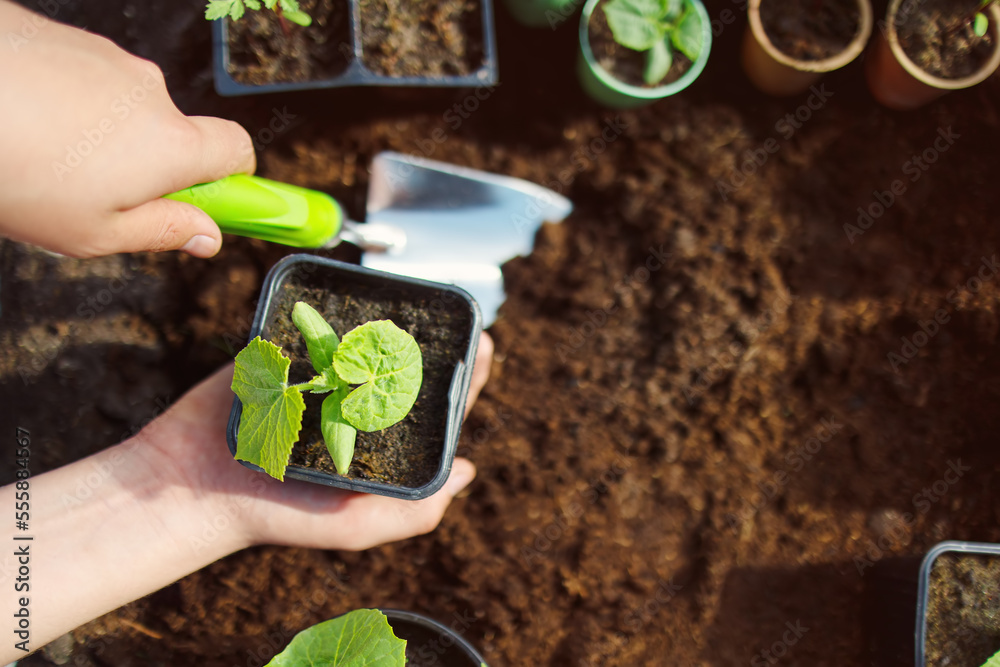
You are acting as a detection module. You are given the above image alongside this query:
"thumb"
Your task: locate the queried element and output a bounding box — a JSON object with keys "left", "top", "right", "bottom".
{"left": 112, "top": 198, "right": 223, "bottom": 257}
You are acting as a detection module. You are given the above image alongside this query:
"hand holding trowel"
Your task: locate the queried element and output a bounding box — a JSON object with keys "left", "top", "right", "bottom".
{"left": 166, "top": 152, "right": 572, "bottom": 324}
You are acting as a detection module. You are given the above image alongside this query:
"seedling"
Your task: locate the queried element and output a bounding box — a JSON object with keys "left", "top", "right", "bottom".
{"left": 204, "top": 0, "right": 312, "bottom": 28}
{"left": 267, "top": 609, "right": 405, "bottom": 666}
{"left": 231, "top": 302, "right": 422, "bottom": 481}
{"left": 266, "top": 609, "right": 489, "bottom": 666}
{"left": 601, "top": 0, "right": 704, "bottom": 85}
{"left": 973, "top": 0, "right": 997, "bottom": 37}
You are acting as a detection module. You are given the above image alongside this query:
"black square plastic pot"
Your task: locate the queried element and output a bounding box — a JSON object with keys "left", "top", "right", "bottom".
{"left": 916, "top": 540, "right": 1000, "bottom": 666}
{"left": 212, "top": 0, "right": 499, "bottom": 96}
{"left": 226, "top": 254, "right": 482, "bottom": 500}
{"left": 381, "top": 609, "right": 488, "bottom": 666}
{"left": 864, "top": 540, "right": 1000, "bottom": 666}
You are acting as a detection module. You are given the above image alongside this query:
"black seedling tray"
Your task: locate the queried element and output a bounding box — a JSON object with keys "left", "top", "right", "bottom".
{"left": 212, "top": 0, "right": 499, "bottom": 96}
{"left": 226, "top": 254, "right": 482, "bottom": 500}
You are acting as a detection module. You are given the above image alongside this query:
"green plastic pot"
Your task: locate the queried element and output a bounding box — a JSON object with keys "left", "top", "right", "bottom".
{"left": 577, "top": 0, "right": 712, "bottom": 108}
{"left": 503, "top": 0, "right": 580, "bottom": 28}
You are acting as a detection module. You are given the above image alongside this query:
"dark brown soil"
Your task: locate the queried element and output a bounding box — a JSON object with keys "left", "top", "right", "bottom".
{"left": 895, "top": 0, "right": 996, "bottom": 80}
{"left": 7, "top": 1, "right": 1000, "bottom": 666}
{"left": 260, "top": 264, "right": 473, "bottom": 488}
{"left": 760, "top": 0, "right": 860, "bottom": 61}
{"left": 925, "top": 552, "right": 1000, "bottom": 666}
{"left": 226, "top": 0, "right": 351, "bottom": 85}
{"left": 588, "top": 0, "right": 692, "bottom": 87}
{"left": 359, "top": 0, "right": 483, "bottom": 76}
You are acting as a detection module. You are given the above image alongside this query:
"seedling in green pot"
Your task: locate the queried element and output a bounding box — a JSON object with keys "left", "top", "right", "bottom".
{"left": 602, "top": 0, "right": 704, "bottom": 85}
{"left": 204, "top": 0, "right": 312, "bottom": 27}
{"left": 231, "top": 302, "right": 422, "bottom": 481}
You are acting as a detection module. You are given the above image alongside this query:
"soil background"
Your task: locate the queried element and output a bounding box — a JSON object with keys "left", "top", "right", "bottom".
{"left": 4, "top": 0, "right": 1000, "bottom": 665}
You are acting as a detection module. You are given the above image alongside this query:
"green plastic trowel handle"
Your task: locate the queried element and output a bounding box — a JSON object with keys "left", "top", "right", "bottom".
{"left": 165, "top": 174, "right": 343, "bottom": 248}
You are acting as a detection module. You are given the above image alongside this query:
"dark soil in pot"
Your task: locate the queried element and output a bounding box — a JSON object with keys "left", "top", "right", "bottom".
{"left": 925, "top": 552, "right": 1000, "bottom": 666}
{"left": 263, "top": 266, "right": 472, "bottom": 488}
{"left": 895, "top": 0, "right": 996, "bottom": 80}
{"left": 359, "top": 0, "right": 484, "bottom": 76}
{"left": 226, "top": 0, "right": 351, "bottom": 85}
{"left": 587, "top": 0, "right": 691, "bottom": 87}
{"left": 760, "top": 0, "right": 860, "bottom": 61}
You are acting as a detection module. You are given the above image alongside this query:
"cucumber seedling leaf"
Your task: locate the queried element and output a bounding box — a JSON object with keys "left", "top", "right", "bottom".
{"left": 671, "top": 8, "right": 703, "bottom": 61}
{"left": 232, "top": 337, "right": 305, "bottom": 481}
{"left": 292, "top": 301, "right": 339, "bottom": 373}
{"left": 266, "top": 609, "right": 406, "bottom": 667}
{"left": 603, "top": 0, "right": 664, "bottom": 51}
{"left": 334, "top": 320, "right": 423, "bottom": 432}
{"left": 322, "top": 387, "right": 358, "bottom": 475}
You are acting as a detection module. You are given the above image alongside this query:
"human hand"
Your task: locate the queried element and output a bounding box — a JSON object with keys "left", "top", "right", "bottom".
{"left": 150, "top": 331, "right": 495, "bottom": 552}
{"left": 0, "top": 1, "right": 254, "bottom": 258}
{"left": 1, "top": 332, "right": 493, "bottom": 660}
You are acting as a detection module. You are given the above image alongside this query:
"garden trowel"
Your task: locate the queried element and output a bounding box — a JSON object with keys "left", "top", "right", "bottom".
{"left": 166, "top": 151, "right": 572, "bottom": 324}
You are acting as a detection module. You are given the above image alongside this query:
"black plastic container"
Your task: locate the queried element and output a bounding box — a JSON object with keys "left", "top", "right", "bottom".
{"left": 226, "top": 254, "right": 482, "bottom": 500}
{"left": 916, "top": 540, "right": 1000, "bottom": 666}
{"left": 382, "top": 609, "right": 488, "bottom": 666}
{"left": 864, "top": 541, "right": 1000, "bottom": 667}
{"left": 212, "top": 0, "right": 499, "bottom": 96}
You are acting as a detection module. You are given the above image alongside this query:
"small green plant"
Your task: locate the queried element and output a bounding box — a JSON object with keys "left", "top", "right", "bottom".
{"left": 267, "top": 609, "right": 405, "bottom": 666}
{"left": 266, "top": 609, "right": 489, "bottom": 666}
{"left": 204, "top": 0, "right": 312, "bottom": 27}
{"left": 973, "top": 0, "right": 997, "bottom": 37}
{"left": 601, "top": 0, "right": 704, "bottom": 86}
{"left": 232, "top": 302, "right": 422, "bottom": 481}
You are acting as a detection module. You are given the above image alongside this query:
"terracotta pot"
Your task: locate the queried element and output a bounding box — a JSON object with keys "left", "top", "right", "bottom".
{"left": 742, "top": 0, "right": 873, "bottom": 96}
{"left": 865, "top": 0, "right": 1000, "bottom": 110}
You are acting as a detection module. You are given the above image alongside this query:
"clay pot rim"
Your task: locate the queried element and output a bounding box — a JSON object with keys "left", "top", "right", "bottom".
{"left": 882, "top": 0, "right": 1000, "bottom": 91}
{"left": 747, "top": 0, "right": 874, "bottom": 74}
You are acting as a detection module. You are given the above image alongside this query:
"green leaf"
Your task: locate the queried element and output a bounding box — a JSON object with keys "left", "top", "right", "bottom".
{"left": 975, "top": 12, "right": 989, "bottom": 37}
{"left": 603, "top": 0, "right": 664, "bottom": 51}
{"left": 205, "top": 0, "right": 239, "bottom": 20}
{"left": 982, "top": 648, "right": 1000, "bottom": 667}
{"left": 661, "top": 0, "right": 683, "bottom": 20}
{"left": 292, "top": 302, "right": 339, "bottom": 373}
{"left": 670, "top": 7, "right": 703, "bottom": 61}
{"left": 283, "top": 9, "right": 312, "bottom": 26}
{"left": 232, "top": 337, "right": 306, "bottom": 481}
{"left": 322, "top": 387, "right": 357, "bottom": 475}
{"left": 645, "top": 37, "right": 673, "bottom": 84}
{"left": 334, "top": 321, "right": 423, "bottom": 432}
{"left": 266, "top": 609, "right": 406, "bottom": 667}
{"left": 229, "top": 0, "right": 246, "bottom": 20}
{"left": 305, "top": 366, "right": 342, "bottom": 394}
{"left": 245, "top": 0, "right": 261, "bottom": 9}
